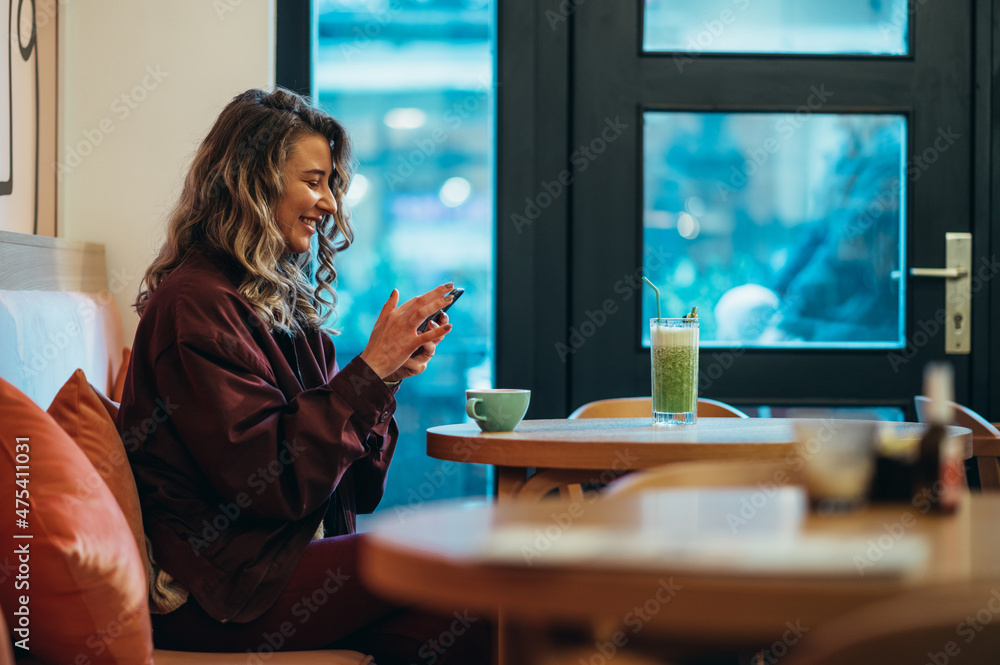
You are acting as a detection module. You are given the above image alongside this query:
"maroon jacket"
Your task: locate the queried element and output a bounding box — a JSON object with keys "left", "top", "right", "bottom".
{"left": 118, "top": 249, "right": 398, "bottom": 623}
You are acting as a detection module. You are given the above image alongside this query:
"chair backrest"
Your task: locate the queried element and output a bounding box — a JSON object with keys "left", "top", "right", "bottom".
{"left": 914, "top": 395, "right": 1000, "bottom": 437}
{"left": 915, "top": 395, "right": 1000, "bottom": 459}
{"left": 697, "top": 397, "right": 750, "bottom": 418}
{"left": 603, "top": 459, "right": 800, "bottom": 498}
{"left": 783, "top": 584, "right": 1000, "bottom": 665}
{"left": 569, "top": 396, "right": 748, "bottom": 419}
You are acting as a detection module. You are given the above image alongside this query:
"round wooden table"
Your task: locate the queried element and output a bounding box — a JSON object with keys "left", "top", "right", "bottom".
{"left": 427, "top": 418, "right": 972, "bottom": 500}
{"left": 362, "top": 489, "right": 1000, "bottom": 664}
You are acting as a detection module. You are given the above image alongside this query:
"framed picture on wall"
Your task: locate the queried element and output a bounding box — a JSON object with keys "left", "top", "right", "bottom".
{"left": 1, "top": 0, "right": 50, "bottom": 236}
{"left": 1, "top": 0, "right": 13, "bottom": 195}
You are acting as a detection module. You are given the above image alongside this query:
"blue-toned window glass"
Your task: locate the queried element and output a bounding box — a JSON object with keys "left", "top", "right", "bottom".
{"left": 642, "top": 112, "right": 906, "bottom": 348}
{"left": 316, "top": 0, "right": 494, "bottom": 516}
{"left": 643, "top": 0, "right": 909, "bottom": 55}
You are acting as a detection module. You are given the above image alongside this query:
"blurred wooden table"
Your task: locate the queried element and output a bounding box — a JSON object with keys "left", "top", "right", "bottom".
{"left": 362, "top": 488, "right": 1000, "bottom": 664}
{"left": 427, "top": 418, "right": 971, "bottom": 500}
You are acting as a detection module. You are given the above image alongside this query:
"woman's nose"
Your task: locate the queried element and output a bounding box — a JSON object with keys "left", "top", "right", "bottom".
{"left": 319, "top": 184, "right": 337, "bottom": 215}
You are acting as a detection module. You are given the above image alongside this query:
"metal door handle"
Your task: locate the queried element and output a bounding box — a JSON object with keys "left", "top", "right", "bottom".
{"left": 908, "top": 232, "right": 971, "bottom": 354}
{"left": 910, "top": 267, "right": 968, "bottom": 279}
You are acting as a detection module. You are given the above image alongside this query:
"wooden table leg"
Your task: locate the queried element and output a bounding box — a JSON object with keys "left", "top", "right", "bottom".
{"left": 559, "top": 481, "right": 586, "bottom": 503}
{"left": 495, "top": 466, "right": 529, "bottom": 501}
{"left": 498, "top": 467, "right": 628, "bottom": 502}
{"left": 978, "top": 456, "right": 1000, "bottom": 492}
{"left": 494, "top": 467, "right": 527, "bottom": 665}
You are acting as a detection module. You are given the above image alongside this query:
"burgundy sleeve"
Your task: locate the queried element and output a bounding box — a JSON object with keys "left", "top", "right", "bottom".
{"left": 322, "top": 337, "right": 400, "bottom": 515}
{"left": 154, "top": 332, "right": 397, "bottom": 521}
{"left": 351, "top": 418, "right": 399, "bottom": 514}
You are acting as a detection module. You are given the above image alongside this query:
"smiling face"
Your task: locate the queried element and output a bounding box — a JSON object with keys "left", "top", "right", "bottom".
{"left": 274, "top": 133, "right": 338, "bottom": 254}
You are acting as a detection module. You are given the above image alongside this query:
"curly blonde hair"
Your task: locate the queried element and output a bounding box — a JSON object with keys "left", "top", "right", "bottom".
{"left": 134, "top": 88, "right": 354, "bottom": 333}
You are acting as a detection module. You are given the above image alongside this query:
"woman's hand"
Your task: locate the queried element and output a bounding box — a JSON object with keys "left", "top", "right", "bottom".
{"left": 360, "top": 284, "right": 455, "bottom": 381}
{"left": 384, "top": 312, "right": 448, "bottom": 382}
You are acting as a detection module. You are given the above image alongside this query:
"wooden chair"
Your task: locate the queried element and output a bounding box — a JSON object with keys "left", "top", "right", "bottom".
{"left": 603, "top": 459, "right": 801, "bottom": 498}
{"left": 915, "top": 395, "right": 1000, "bottom": 491}
{"left": 563, "top": 399, "right": 749, "bottom": 500}
{"left": 509, "top": 398, "right": 748, "bottom": 502}
{"left": 568, "top": 397, "right": 749, "bottom": 419}
{"left": 783, "top": 584, "right": 1000, "bottom": 665}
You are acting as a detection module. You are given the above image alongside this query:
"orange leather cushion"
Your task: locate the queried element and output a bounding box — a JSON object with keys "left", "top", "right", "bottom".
{"left": 112, "top": 347, "right": 131, "bottom": 403}
{"left": 47, "top": 369, "right": 147, "bottom": 577}
{"left": 0, "top": 600, "right": 13, "bottom": 665}
{"left": 0, "top": 376, "right": 153, "bottom": 665}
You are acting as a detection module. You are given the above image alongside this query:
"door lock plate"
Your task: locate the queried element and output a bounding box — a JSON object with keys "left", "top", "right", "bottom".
{"left": 944, "top": 232, "right": 971, "bottom": 354}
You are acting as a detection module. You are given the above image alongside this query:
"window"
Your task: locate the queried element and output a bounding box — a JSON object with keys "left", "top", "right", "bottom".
{"left": 643, "top": 0, "right": 909, "bottom": 55}
{"left": 641, "top": 111, "right": 907, "bottom": 348}
{"left": 315, "top": 0, "right": 494, "bottom": 515}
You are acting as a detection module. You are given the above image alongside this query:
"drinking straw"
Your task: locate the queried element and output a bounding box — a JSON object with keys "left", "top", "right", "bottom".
{"left": 642, "top": 276, "right": 661, "bottom": 320}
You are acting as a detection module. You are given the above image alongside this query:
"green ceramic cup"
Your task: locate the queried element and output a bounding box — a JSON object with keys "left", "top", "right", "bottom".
{"left": 465, "top": 389, "right": 531, "bottom": 432}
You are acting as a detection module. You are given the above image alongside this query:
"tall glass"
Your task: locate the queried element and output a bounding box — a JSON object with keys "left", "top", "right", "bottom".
{"left": 650, "top": 318, "right": 700, "bottom": 425}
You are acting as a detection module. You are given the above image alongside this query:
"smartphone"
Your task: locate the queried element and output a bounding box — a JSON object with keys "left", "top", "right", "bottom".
{"left": 417, "top": 288, "right": 463, "bottom": 333}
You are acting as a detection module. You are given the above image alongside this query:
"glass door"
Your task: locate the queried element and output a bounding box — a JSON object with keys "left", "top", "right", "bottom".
{"left": 567, "top": 0, "right": 975, "bottom": 413}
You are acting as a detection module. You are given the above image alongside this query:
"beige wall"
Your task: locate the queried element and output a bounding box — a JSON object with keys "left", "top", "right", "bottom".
{"left": 59, "top": 0, "right": 276, "bottom": 341}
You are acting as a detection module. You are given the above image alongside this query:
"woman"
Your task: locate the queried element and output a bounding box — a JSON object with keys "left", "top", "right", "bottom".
{"left": 118, "top": 88, "right": 486, "bottom": 663}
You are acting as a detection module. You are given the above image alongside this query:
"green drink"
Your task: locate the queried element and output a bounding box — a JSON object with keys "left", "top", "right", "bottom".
{"left": 650, "top": 318, "right": 699, "bottom": 425}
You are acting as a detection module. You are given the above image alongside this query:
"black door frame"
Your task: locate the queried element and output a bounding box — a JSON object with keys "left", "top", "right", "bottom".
{"left": 496, "top": 0, "right": 999, "bottom": 419}
{"left": 495, "top": 0, "right": 574, "bottom": 419}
